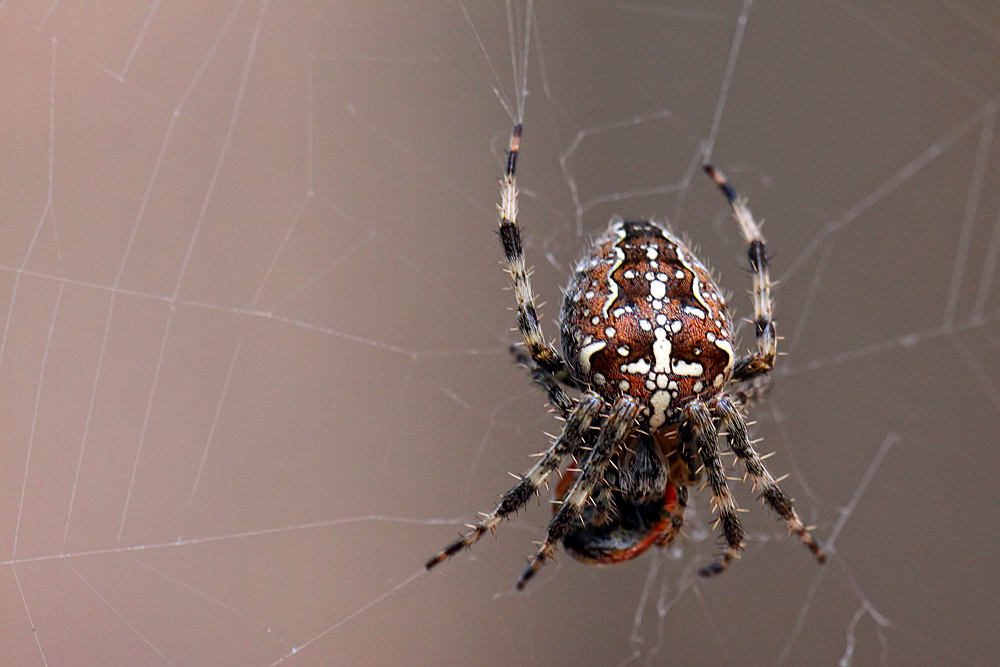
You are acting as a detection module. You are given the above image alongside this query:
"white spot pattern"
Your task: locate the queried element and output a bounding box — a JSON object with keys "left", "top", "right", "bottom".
{"left": 649, "top": 390, "right": 672, "bottom": 429}
{"left": 560, "top": 219, "right": 736, "bottom": 430}
{"left": 683, "top": 306, "right": 706, "bottom": 319}
{"left": 652, "top": 328, "right": 672, "bottom": 372}
{"left": 625, "top": 358, "right": 651, "bottom": 374}
{"left": 671, "top": 359, "right": 704, "bottom": 377}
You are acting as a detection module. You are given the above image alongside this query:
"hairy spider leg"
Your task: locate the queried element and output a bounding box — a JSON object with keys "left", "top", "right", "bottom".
{"left": 510, "top": 346, "right": 575, "bottom": 416}
{"left": 682, "top": 401, "right": 744, "bottom": 576}
{"left": 425, "top": 392, "right": 603, "bottom": 570}
{"left": 499, "top": 125, "right": 573, "bottom": 380}
{"left": 516, "top": 396, "right": 641, "bottom": 589}
{"left": 704, "top": 165, "right": 775, "bottom": 383}
{"left": 687, "top": 166, "right": 825, "bottom": 575}
{"left": 715, "top": 395, "right": 825, "bottom": 564}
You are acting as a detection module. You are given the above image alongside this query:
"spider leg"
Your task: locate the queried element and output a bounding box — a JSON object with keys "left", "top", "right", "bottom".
{"left": 704, "top": 165, "right": 775, "bottom": 383}
{"left": 425, "top": 392, "right": 603, "bottom": 570}
{"left": 682, "top": 401, "right": 744, "bottom": 577}
{"left": 715, "top": 395, "right": 826, "bottom": 564}
{"left": 499, "top": 125, "right": 569, "bottom": 379}
{"left": 729, "top": 373, "right": 773, "bottom": 407}
{"left": 675, "top": 427, "right": 701, "bottom": 485}
{"left": 516, "top": 396, "right": 641, "bottom": 590}
{"left": 509, "top": 346, "right": 577, "bottom": 417}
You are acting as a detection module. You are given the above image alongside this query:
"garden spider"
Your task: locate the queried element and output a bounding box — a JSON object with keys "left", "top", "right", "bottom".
{"left": 427, "top": 124, "right": 826, "bottom": 589}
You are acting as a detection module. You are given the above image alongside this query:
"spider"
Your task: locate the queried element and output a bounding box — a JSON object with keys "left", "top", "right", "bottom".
{"left": 427, "top": 124, "right": 826, "bottom": 589}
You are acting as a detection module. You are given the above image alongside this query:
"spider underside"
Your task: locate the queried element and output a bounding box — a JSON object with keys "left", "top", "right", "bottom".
{"left": 427, "top": 125, "right": 825, "bottom": 590}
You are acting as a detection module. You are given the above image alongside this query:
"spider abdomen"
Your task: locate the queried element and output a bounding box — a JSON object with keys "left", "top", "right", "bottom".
{"left": 560, "top": 219, "right": 736, "bottom": 428}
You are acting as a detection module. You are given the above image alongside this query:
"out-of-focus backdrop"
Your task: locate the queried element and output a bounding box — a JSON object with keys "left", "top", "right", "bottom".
{"left": 1, "top": 1, "right": 998, "bottom": 665}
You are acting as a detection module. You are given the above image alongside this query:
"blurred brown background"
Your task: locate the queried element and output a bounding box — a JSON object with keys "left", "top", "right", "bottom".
{"left": 1, "top": 1, "right": 998, "bottom": 665}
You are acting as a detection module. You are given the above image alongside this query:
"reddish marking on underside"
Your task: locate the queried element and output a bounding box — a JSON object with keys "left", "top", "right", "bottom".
{"left": 593, "top": 484, "right": 678, "bottom": 564}
{"left": 554, "top": 465, "right": 680, "bottom": 564}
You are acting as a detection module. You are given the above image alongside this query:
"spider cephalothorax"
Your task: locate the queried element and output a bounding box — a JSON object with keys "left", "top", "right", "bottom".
{"left": 427, "top": 124, "right": 825, "bottom": 589}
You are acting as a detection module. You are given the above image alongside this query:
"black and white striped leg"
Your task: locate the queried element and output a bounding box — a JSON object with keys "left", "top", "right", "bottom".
{"left": 715, "top": 396, "right": 826, "bottom": 564}
{"left": 426, "top": 392, "right": 603, "bottom": 570}
{"left": 682, "top": 401, "right": 744, "bottom": 577}
{"left": 704, "top": 165, "right": 775, "bottom": 382}
{"left": 516, "top": 396, "right": 641, "bottom": 590}
{"left": 498, "top": 125, "right": 568, "bottom": 380}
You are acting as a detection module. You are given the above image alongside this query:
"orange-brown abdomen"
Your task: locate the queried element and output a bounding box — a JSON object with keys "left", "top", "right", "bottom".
{"left": 560, "top": 219, "right": 735, "bottom": 429}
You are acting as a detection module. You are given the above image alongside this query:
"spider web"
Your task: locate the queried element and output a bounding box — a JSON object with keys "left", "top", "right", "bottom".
{"left": 0, "top": 0, "right": 998, "bottom": 665}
